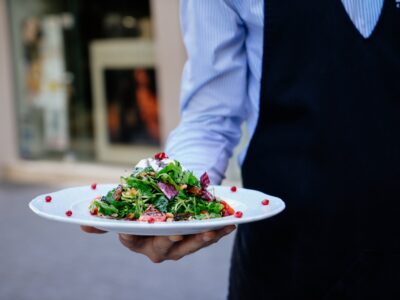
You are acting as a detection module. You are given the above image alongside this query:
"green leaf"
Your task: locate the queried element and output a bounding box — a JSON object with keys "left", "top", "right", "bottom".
{"left": 109, "top": 200, "right": 129, "bottom": 209}
{"left": 131, "top": 166, "right": 154, "bottom": 177}
{"left": 157, "top": 161, "right": 182, "bottom": 182}
{"left": 156, "top": 173, "right": 180, "bottom": 190}
{"left": 105, "top": 190, "right": 115, "bottom": 203}
{"left": 181, "top": 171, "right": 200, "bottom": 187}
{"left": 153, "top": 195, "right": 169, "bottom": 212}
{"left": 206, "top": 201, "right": 224, "bottom": 214}
{"left": 208, "top": 212, "right": 221, "bottom": 219}
{"left": 124, "top": 177, "right": 158, "bottom": 194}
{"left": 94, "top": 200, "right": 118, "bottom": 216}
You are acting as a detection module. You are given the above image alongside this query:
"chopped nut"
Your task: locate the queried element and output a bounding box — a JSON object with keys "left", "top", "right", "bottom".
{"left": 165, "top": 213, "right": 174, "bottom": 218}
{"left": 126, "top": 213, "right": 135, "bottom": 220}
{"left": 138, "top": 172, "right": 146, "bottom": 178}
{"left": 187, "top": 186, "right": 202, "bottom": 196}
{"left": 180, "top": 184, "right": 188, "bottom": 190}
{"left": 166, "top": 218, "right": 174, "bottom": 222}
{"left": 126, "top": 188, "right": 138, "bottom": 196}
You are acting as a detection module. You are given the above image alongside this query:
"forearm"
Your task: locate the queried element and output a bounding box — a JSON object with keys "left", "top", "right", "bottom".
{"left": 165, "top": 0, "right": 249, "bottom": 184}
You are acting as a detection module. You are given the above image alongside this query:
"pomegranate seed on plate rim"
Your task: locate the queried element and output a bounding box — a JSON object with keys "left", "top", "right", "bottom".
{"left": 91, "top": 183, "right": 97, "bottom": 190}
{"left": 234, "top": 211, "right": 243, "bottom": 218}
{"left": 65, "top": 210, "right": 73, "bottom": 217}
{"left": 45, "top": 195, "right": 52, "bottom": 203}
{"left": 262, "top": 199, "right": 270, "bottom": 206}
{"left": 230, "top": 186, "right": 237, "bottom": 192}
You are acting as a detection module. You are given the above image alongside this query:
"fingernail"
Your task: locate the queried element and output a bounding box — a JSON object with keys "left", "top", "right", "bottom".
{"left": 225, "top": 226, "right": 236, "bottom": 234}
{"left": 203, "top": 235, "right": 212, "bottom": 242}
{"left": 169, "top": 235, "right": 183, "bottom": 242}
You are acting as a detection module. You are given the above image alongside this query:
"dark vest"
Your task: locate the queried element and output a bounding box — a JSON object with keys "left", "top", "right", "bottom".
{"left": 229, "top": 1, "right": 400, "bottom": 299}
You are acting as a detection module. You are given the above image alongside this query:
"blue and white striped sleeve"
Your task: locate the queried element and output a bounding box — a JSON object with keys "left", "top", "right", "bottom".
{"left": 165, "top": 0, "right": 249, "bottom": 185}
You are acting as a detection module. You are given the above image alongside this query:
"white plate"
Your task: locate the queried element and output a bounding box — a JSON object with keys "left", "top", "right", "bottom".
{"left": 29, "top": 184, "right": 285, "bottom": 236}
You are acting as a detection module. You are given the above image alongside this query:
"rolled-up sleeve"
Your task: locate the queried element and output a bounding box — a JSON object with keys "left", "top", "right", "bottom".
{"left": 165, "top": 0, "right": 250, "bottom": 184}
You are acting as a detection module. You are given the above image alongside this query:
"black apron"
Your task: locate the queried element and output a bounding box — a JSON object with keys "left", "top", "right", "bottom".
{"left": 229, "top": 0, "right": 400, "bottom": 299}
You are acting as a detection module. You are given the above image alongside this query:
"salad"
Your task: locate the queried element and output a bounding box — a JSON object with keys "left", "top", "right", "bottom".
{"left": 89, "top": 153, "right": 235, "bottom": 222}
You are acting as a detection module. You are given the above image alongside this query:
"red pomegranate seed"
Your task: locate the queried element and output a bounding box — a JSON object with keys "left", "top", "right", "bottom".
{"left": 262, "top": 199, "right": 270, "bottom": 206}
{"left": 230, "top": 186, "right": 237, "bottom": 192}
{"left": 65, "top": 210, "right": 73, "bottom": 217}
{"left": 90, "top": 207, "right": 98, "bottom": 216}
{"left": 45, "top": 196, "right": 52, "bottom": 203}
{"left": 234, "top": 211, "right": 243, "bottom": 218}
{"left": 154, "top": 152, "right": 168, "bottom": 160}
{"left": 91, "top": 183, "right": 97, "bottom": 190}
{"left": 148, "top": 217, "right": 155, "bottom": 224}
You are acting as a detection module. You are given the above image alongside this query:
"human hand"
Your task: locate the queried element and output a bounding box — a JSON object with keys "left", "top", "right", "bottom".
{"left": 81, "top": 225, "right": 236, "bottom": 263}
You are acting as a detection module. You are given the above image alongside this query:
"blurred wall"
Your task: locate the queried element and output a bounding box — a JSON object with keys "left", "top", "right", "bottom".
{"left": 151, "top": 0, "right": 186, "bottom": 144}
{"left": 0, "top": 0, "right": 18, "bottom": 179}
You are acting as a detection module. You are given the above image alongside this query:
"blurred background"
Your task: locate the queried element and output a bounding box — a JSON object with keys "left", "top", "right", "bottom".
{"left": 0, "top": 0, "right": 243, "bottom": 299}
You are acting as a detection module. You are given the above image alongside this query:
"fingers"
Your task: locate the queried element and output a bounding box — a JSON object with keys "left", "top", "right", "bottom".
{"left": 168, "top": 235, "right": 184, "bottom": 242}
{"left": 118, "top": 234, "right": 146, "bottom": 252}
{"left": 168, "top": 225, "right": 236, "bottom": 261}
{"left": 118, "top": 234, "right": 183, "bottom": 263}
{"left": 152, "top": 236, "right": 182, "bottom": 256}
{"left": 148, "top": 236, "right": 183, "bottom": 262}
{"left": 117, "top": 226, "right": 235, "bottom": 263}
{"left": 80, "top": 225, "right": 107, "bottom": 234}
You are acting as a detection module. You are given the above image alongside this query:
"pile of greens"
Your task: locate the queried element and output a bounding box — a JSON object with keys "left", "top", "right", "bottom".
{"left": 89, "top": 155, "right": 234, "bottom": 222}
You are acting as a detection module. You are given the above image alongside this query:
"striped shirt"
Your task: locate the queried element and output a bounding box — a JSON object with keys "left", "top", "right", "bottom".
{"left": 166, "top": 0, "right": 386, "bottom": 184}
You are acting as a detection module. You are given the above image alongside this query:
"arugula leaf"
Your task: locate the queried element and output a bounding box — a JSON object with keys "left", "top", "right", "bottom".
{"left": 206, "top": 201, "right": 224, "bottom": 214}
{"left": 157, "top": 161, "right": 182, "bottom": 182}
{"left": 131, "top": 166, "right": 154, "bottom": 177}
{"left": 103, "top": 190, "right": 115, "bottom": 203}
{"left": 153, "top": 195, "right": 169, "bottom": 212}
{"left": 181, "top": 171, "right": 200, "bottom": 187}
{"left": 94, "top": 200, "right": 118, "bottom": 216}
{"left": 156, "top": 173, "right": 180, "bottom": 189}
{"left": 124, "top": 177, "right": 158, "bottom": 194}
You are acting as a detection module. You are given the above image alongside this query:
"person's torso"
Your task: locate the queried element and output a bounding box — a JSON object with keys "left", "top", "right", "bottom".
{"left": 233, "top": 0, "right": 390, "bottom": 161}
{"left": 230, "top": 1, "right": 400, "bottom": 298}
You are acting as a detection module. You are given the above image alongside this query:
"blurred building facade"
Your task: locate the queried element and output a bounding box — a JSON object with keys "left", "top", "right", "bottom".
{"left": 0, "top": 0, "right": 243, "bottom": 187}
{"left": 0, "top": 0, "right": 191, "bottom": 185}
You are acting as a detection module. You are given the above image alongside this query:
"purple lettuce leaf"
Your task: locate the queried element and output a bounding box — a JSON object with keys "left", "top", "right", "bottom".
{"left": 201, "top": 189, "right": 215, "bottom": 202}
{"left": 200, "top": 172, "right": 210, "bottom": 189}
{"left": 157, "top": 182, "right": 178, "bottom": 200}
